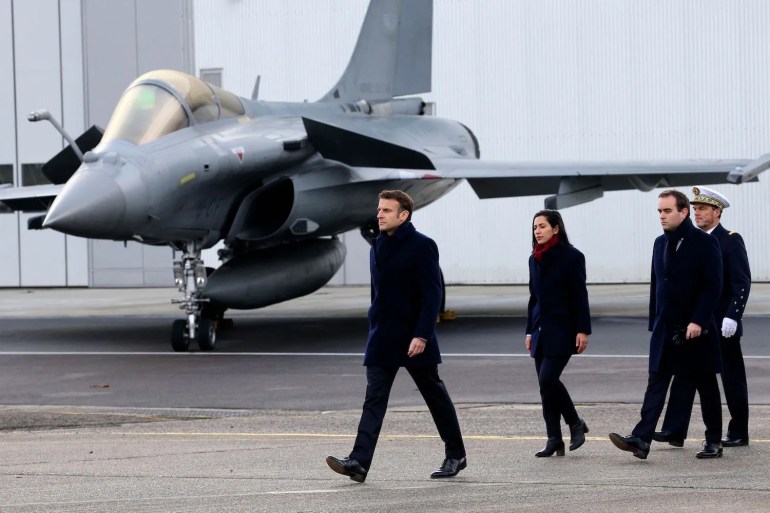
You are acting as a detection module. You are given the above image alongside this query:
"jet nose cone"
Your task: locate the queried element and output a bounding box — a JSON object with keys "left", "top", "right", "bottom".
{"left": 44, "top": 171, "right": 126, "bottom": 238}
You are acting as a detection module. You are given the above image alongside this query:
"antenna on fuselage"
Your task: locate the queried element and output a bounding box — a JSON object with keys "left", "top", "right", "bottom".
{"left": 251, "top": 75, "right": 261, "bottom": 100}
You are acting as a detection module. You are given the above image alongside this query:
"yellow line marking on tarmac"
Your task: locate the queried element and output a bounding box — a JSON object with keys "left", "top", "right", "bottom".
{"left": 99, "top": 432, "right": 769, "bottom": 443}
{"left": 103, "top": 432, "right": 544, "bottom": 440}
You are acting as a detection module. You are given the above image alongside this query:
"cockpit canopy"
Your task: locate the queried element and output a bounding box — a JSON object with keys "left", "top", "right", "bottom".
{"left": 101, "top": 70, "right": 246, "bottom": 146}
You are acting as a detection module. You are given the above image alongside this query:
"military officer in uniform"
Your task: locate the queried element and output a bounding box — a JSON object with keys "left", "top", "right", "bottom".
{"left": 654, "top": 186, "right": 752, "bottom": 448}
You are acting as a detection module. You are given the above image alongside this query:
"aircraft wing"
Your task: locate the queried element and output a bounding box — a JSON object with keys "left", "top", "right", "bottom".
{"left": 428, "top": 158, "right": 754, "bottom": 208}
{"left": 0, "top": 184, "right": 63, "bottom": 212}
{"left": 302, "top": 116, "right": 758, "bottom": 209}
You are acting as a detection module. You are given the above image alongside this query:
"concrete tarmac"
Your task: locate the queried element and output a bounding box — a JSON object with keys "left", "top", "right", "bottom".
{"left": 1, "top": 283, "right": 576, "bottom": 318}
{"left": 0, "top": 404, "right": 768, "bottom": 512}
{"left": 1, "top": 282, "right": 769, "bottom": 318}
{"left": 0, "top": 284, "right": 769, "bottom": 512}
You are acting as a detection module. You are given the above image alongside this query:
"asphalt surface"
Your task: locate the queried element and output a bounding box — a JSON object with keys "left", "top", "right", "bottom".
{"left": 0, "top": 284, "right": 769, "bottom": 512}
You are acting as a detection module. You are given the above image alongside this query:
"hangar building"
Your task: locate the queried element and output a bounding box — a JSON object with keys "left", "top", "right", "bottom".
{"left": 2, "top": 0, "right": 769, "bottom": 288}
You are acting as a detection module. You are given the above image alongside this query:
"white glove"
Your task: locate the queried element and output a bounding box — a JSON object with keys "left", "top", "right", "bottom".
{"left": 721, "top": 318, "right": 738, "bottom": 338}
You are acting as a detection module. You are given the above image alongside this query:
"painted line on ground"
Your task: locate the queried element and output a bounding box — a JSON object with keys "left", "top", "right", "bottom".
{"left": 1, "top": 352, "right": 770, "bottom": 359}
{"left": 0, "top": 489, "right": 345, "bottom": 509}
{"left": 43, "top": 432, "right": 761, "bottom": 444}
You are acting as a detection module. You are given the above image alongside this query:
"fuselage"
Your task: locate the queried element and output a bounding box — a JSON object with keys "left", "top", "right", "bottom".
{"left": 43, "top": 70, "right": 472, "bottom": 248}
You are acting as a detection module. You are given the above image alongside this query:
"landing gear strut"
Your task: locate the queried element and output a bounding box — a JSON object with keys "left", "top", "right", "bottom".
{"left": 170, "top": 240, "right": 216, "bottom": 351}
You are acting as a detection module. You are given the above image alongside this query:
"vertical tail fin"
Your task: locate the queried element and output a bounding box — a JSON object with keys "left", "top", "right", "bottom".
{"left": 320, "top": 0, "right": 432, "bottom": 102}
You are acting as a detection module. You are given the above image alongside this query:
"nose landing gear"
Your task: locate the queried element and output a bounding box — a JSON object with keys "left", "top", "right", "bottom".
{"left": 170, "top": 240, "right": 217, "bottom": 352}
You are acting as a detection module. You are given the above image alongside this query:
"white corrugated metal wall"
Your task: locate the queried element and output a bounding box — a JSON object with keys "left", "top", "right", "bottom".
{"left": 1, "top": 0, "right": 89, "bottom": 287}
{"left": 0, "top": 0, "right": 194, "bottom": 288}
{"left": 194, "top": 0, "right": 770, "bottom": 283}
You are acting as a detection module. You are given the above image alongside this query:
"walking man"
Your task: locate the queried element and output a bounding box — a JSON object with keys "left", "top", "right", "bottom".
{"left": 654, "top": 186, "right": 751, "bottom": 448}
{"left": 326, "top": 190, "right": 466, "bottom": 482}
{"left": 609, "top": 189, "right": 724, "bottom": 459}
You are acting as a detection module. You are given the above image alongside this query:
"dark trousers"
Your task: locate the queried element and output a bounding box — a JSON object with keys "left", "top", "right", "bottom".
{"left": 349, "top": 365, "right": 465, "bottom": 469}
{"left": 662, "top": 336, "right": 749, "bottom": 438}
{"left": 633, "top": 370, "right": 722, "bottom": 444}
{"left": 534, "top": 352, "right": 579, "bottom": 439}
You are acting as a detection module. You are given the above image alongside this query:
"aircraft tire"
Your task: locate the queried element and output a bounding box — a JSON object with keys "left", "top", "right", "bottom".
{"left": 197, "top": 318, "right": 217, "bottom": 351}
{"left": 171, "top": 319, "right": 190, "bottom": 352}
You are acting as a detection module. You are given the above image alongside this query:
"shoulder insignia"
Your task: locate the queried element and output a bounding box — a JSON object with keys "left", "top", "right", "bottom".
{"left": 729, "top": 231, "right": 737, "bottom": 235}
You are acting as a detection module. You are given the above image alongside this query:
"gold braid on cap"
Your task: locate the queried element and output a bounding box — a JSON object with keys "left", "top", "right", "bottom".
{"left": 691, "top": 187, "right": 725, "bottom": 209}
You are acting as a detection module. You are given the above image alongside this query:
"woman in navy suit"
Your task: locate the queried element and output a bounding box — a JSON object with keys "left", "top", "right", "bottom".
{"left": 526, "top": 210, "right": 591, "bottom": 457}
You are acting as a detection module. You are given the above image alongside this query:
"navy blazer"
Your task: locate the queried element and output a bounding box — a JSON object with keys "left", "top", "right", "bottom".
{"left": 712, "top": 223, "right": 751, "bottom": 337}
{"left": 527, "top": 243, "right": 591, "bottom": 358}
{"left": 648, "top": 217, "right": 723, "bottom": 375}
{"left": 364, "top": 222, "right": 442, "bottom": 367}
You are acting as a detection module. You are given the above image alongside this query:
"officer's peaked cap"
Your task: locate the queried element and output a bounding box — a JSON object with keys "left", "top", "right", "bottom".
{"left": 691, "top": 186, "right": 730, "bottom": 209}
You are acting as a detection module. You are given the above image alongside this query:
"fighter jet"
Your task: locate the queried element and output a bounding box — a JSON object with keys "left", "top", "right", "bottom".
{"left": 0, "top": 0, "right": 765, "bottom": 352}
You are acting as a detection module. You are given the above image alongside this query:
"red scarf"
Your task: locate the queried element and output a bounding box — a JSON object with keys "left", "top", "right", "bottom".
{"left": 533, "top": 234, "right": 559, "bottom": 262}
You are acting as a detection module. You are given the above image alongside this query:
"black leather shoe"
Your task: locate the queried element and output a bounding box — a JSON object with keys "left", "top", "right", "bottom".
{"left": 721, "top": 435, "right": 749, "bottom": 447}
{"left": 569, "top": 419, "right": 589, "bottom": 451}
{"left": 608, "top": 433, "right": 650, "bottom": 460}
{"left": 535, "top": 437, "right": 565, "bottom": 457}
{"left": 325, "top": 456, "right": 367, "bottom": 483}
{"left": 430, "top": 456, "right": 467, "bottom": 478}
{"left": 696, "top": 441, "right": 723, "bottom": 459}
{"left": 652, "top": 430, "right": 685, "bottom": 447}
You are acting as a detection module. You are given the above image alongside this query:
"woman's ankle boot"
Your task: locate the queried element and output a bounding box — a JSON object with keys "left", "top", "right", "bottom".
{"left": 535, "top": 437, "right": 565, "bottom": 457}
{"left": 569, "top": 418, "right": 589, "bottom": 451}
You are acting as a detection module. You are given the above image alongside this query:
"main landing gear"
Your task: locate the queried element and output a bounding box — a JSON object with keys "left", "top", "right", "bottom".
{"left": 170, "top": 240, "right": 216, "bottom": 352}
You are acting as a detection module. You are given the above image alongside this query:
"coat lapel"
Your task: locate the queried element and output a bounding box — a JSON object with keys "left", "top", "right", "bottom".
{"left": 374, "top": 222, "right": 415, "bottom": 268}
{"left": 374, "top": 234, "right": 398, "bottom": 268}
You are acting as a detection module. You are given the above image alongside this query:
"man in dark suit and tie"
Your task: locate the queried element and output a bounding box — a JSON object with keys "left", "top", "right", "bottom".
{"left": 609, "top": 189, "right": 724, "bottom": 459}
{"left": 654, "top": 186, "right": 752, "bottom": 448}
{"left": 326, "top": 190, "right": 466, "bottom": 483}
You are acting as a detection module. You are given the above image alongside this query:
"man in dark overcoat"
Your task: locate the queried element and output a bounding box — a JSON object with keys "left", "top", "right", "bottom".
{"left": 610, "top": 189, "right": 724, "bottom": 459}
{"left": 655, "top": 186, "right": 752, "bottom": 448}
{"left": 326, "top": 190, "right": 466, "bottom": 483}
